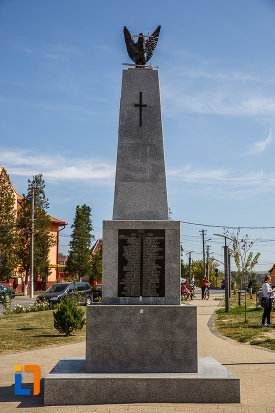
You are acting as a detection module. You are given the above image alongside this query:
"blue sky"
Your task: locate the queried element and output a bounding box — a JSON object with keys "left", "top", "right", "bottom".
{"left": 1, "top": 0, "right": 275, "bottom": 271}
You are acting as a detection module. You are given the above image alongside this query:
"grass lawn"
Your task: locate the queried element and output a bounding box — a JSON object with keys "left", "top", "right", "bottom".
{"left": 215, "top": 294, "right": 275, "bottom": 351}
{"left": 0, "top": 308, "right": 86, "bottom": 354}
{"left": 15, "top": 291, "right": 42, "bottom": 296}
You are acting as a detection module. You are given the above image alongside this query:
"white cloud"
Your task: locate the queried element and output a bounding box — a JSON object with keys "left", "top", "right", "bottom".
{"left": 0, "top": 148, "right": 115, "bottom": 183}
{"left": 44, "top": 53, "right": 63, "bottom": 60}
{"left": 2, "top": 148, "right": 275, "bottom": 198}
{"left": 167, "top": 164, "right": 275, "bottom": 196}
{"left": 14, "top": 39, "right": 82, "bottom": 59}
{"left": 174, "top": 68, "right": 261, "bottom": 82}
{"left": 167, "top": 167, "right": 228, "bottom": 182}
{"left": 160, "top": 64, "right": 275, "bottom": 117}
{"left": 0, "top": 95, "right": 105, "bottom": 117}
{"left": 161, "top": 85, "right": 275, "bottom": 117}
{"left": 248, "top": 129, "right": 273, "bottom": 154}
{"left": 45, "top": 164, "right": 115, "bottom": 181}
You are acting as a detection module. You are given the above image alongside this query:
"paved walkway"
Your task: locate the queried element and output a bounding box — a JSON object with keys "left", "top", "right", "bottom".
{"left": 0, "top": 292, "right": 275, "bottom": 412}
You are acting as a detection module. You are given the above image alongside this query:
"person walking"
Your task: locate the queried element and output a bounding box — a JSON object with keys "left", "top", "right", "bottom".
{"left": 201, "top": 276, "right": 209, "bottom": 300}
{"left": 261, "top": 275, "right": 275, "bottom": 327}
{"left": 247, "top": 276, "right": 253, "bottom": 299}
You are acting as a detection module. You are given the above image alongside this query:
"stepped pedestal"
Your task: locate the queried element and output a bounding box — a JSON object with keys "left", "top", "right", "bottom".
{"left": 44, "top": 68, "right": 240, "bottom": 406}
{"left": 44, "top": 357, "right": 240, "bottom": 405}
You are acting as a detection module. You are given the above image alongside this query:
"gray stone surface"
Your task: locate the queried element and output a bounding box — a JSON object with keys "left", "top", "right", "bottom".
{"left": 113, "top": 69, "right": 168, "bottom": 221}
{"left": 44, "top": 356, "right": 240, "bottom": 405}
{"left": 102, "top": 220, "right": 181, "bottom": 305}
{"left": 43, "top": 66, "right": 242, "bottom": 408}
{"left": 86, "top": 305, "right": 197, "bottom": 373}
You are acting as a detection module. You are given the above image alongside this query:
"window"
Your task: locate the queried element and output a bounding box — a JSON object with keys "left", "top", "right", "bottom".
{"left": 76, "top": 283, "right": 85, "bottom": 292}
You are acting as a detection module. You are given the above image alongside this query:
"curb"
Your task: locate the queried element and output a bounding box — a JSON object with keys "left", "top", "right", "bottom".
{"left": 207, "top": 298, "right": 275, "bottom": 354}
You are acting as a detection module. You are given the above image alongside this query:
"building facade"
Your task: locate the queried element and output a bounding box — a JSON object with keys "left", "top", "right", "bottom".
{"left": 0, "top": 166, "right": 67, "bottom": 290}
{"left": 269, "top": 265, "right": 275, "bottom": 287}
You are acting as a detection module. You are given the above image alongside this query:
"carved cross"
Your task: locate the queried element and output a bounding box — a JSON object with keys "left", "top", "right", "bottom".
{"left": 134, "top": 92, "right": 147, "bottom": 127}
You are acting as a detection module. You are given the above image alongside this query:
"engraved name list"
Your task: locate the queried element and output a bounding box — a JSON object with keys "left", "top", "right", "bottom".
{"left": 118, "top": 229, "right": 165, "bottom": 297}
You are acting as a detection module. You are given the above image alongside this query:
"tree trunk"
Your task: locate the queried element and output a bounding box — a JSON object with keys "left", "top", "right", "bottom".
{"left": 23, "top": 273, "right": 29, "bottom": 296}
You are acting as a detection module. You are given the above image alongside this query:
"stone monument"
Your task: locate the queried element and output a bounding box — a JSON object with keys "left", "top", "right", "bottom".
{"left": 44, "top": 27, "right": 240, "bottom": 405}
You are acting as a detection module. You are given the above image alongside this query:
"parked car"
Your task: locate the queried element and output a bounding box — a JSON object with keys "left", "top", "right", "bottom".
{"left": 0, "top": 284, "right": 15, "bottom": 298}
{"left": 36, "top": 282, "right": 92, "bottom": 305}
{"left": 92, "top": 285, "right": 102, "bottom": 302}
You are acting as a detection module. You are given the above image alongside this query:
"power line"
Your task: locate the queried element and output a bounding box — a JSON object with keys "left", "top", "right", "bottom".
{"left": 59, "top": 234, "right": 95, "bottom": 240}
{"left": 181, "top": 220, "right": 275, "bottom": 230}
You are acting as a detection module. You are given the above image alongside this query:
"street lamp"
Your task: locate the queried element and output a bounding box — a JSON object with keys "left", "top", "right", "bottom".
{"left": 213, "top": 234, "right": 232, "bottom": 312}
{"left": 205, "top": 239, "right": 211, "bottom": 281}
{"left": 186, "top": 251, "right": 194, "bottom": 285}
{"left": 30, "top": 185, "right": 35, "bottom": 299}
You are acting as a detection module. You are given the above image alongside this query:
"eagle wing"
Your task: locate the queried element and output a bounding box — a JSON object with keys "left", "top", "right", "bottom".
{"left": 123, "top": 26, "right": 138, "bottom": 63}
{"left": 144, "top": 25, "right": 161, "bottom": 63}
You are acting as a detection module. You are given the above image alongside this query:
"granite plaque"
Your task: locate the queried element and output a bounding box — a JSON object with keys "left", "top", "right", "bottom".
{"left": 118, "top": 229, "right": 165, "bottom": 297}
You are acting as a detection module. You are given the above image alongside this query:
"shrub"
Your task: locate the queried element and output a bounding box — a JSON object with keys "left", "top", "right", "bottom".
{"left": 53, "top": 296, "right": 85, "bottom": 336}
{"left": 0, "top": 294, "right": 12, "bottom": 313}
{"left": 12, "top": 304, "right": 26, "bottom": 314}
{"left": 27, "top": 301, "right": 50, "bottom": 312}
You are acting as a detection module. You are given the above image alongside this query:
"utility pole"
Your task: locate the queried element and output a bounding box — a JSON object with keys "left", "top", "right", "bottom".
{"left": 30, "top": 185, "right": 35, "bottom": 299}
{"left": 213, "top": 234, "right": 232, "bottom": 313}
{"left": 206, "top": 245, "right": 210, "bottom": 280}
{"left": 228, "top": 252, "right": 231, "bottom": 298}
{"left": 224, "top": 243, "right": 229, "bottom": 312}
{"left": 187, "top": 251, "right": 194, "bottom": 285}
{"left": 200, "top": 229, "right": 206, "bottom": 278}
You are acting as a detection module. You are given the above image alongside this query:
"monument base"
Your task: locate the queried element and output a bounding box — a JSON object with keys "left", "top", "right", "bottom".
{"left": 44, "top": 356, "right": 240, "bottom": 405}
{"left": 86, "top": 305, "right": 197, "bottom": 373}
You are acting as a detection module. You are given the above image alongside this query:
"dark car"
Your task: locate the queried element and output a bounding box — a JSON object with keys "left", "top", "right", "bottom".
{"left": 92, "top": 285, "right": 102, "bottom": 302}
{"left": 36, "top": 282, "right": 92, "bottom": 305}
{"left": 0, "top": 284, "right": 15, "bottom": 298}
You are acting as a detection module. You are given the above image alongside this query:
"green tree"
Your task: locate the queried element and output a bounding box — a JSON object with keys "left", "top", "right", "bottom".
{"left": 90, "top": 243, "right": 102, "bottom": 283}
{"left": 181, "top": 262, "right": 189, "bottom": 279}
{"left": 67, "top": 204, "right": 94, "bottom": 280}
{"left": 250, "top": 271, "right": 261, "bottom": 293}
{"left": 191, "top": 257, "right": 219, "bottom": 286}
{"left": 230, "top": 230, "right": 260, "bottom": 287}
{"left": 53, "top": 296, "right": 85, "bottom": 336}
{"left": 180, "top": 244, "right": 189, "bottom": 279}
{"left": 191, "top": 259, "right": 204, "bottom": 285}
{"left": 230, "top": 229, "right": 260, "bottom": 305}
{"left": 0, "top": 168, "right": 19, "bottom": 280}
{"left": 17, "top": 175, "right": 53, "bottom": 295}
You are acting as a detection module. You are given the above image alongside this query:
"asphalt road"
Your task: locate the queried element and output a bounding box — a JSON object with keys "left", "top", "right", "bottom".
{"left": 0, "top": 295, "right": 37, "bottom": 315}
{"left": 0, "top": 288, "right": 226, "bottom": 315}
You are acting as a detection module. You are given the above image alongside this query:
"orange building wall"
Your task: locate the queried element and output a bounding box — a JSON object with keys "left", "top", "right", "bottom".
{"left": 0, "top": 165, "right": 67, "bottom": 285}
{"left": 47, "top": 222, "right": 67, "bottom": 282}
{"left": 270, "top": 266, "right": 275, "bottom": 287}
{"left": 48, "top": 225, "right": 58, "bottom": 282}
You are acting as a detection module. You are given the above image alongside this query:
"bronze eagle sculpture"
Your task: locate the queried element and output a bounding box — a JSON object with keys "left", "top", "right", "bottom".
{"left": 123, "top": 25, "right": 161, "bottom": 67}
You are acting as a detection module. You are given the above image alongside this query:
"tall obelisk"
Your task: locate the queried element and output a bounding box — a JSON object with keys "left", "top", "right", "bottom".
{"left": 113, "top": 68, "right": 169, "bottom": 221}
{"left": 44, "top": 27, "right": 240, "bottom": 406}
{"left": 101, "top": 65, "right": 181, "bottom": 306}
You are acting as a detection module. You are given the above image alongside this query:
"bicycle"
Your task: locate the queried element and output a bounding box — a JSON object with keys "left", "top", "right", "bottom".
{"left": 204, "top": 286, "right": 210, "bottom": 300}
{"left": 190, "top": 286, "right": 196, "bottom": 300}
{"left": 203, "top": 282, "right": 211, "bottom": 300}
{"left": 181, "top": 290, "right": 191, "bottom": 301}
